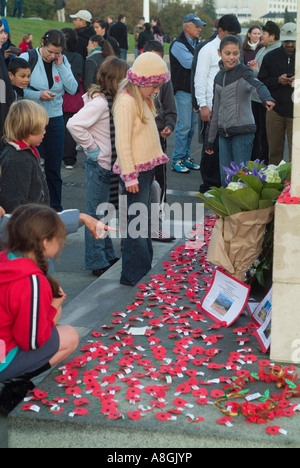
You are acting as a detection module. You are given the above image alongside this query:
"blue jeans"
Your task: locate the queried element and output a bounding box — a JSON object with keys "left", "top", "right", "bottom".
{"left": 172, "top": 91, "right": 198, "bottom": 164}
{"left": 85, "top": 160, "right": 116, "bottom": 270}
{"left": 219, "top": 133, "right": 255, "bottom": 186}
{"left": 120, "top": 170, "right": 154, "bottom": 286}
{"left": 38, "top": 116, "right": 65, "bottom": 212}
{"left": 120, "top": 48, "right": 127, "bottom": 62}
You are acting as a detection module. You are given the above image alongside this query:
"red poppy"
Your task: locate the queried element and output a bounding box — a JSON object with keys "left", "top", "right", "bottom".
{"left": 107, "top": 411, "right": 123, "bottom": 420}
{"left": 20, "top": 403, "right": 37, "bottom": 412}
{"left": 54, "top": 76, "right": 60, "bottom": 82}
{"left": 151, "top": 400, "right": 166, "bottom": 408}
{"left": 196, "top": 398, "right": 209, "bottom": 406}
{"left": 173, "top": 397, "right": 188, "bottom": 408}
{"left": 216, "top": 416, "right": 233, "bottom": 425}
{"left": 176, "top": 383, "right": 191, "bottom": 394}
{"left": 53, "top": 397, "right": 69, "bottom": 403}
{"left": 210, "top": 389, "right": 225, "bottom": 399}
{"left": 65, "top": 386, "right": 82, "bottom": 396}
{"left": 127, "top": 410, "right": 142, "bottom": 420}
{"left": 187, "top": 415, "right": 204, "bottom": 423}
{"left": 266, "top": 426, "right": 281, "bottom": 435}
{"left": 72, "top": 407, "right": 89, "bottom": 416}
{"left": 156, "top": 412, "right": 172, "bottom": 421}
{"left": 73, "top": 398, "right": 89, "bottom": 406}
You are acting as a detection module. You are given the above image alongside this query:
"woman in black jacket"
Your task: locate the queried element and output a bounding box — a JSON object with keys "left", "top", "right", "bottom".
{"left": 138, "top": 23, "right": 154, "bottom": 53}
{"left": 84, "top": 35, "right": 114, "bottom": 91}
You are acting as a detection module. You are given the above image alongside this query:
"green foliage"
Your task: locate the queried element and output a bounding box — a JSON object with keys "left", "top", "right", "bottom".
{"left": 7, "top": 0, "right": 55, "bottom": 20}
{"left": 197, "top": 161, "right": 291, "bottom": 218}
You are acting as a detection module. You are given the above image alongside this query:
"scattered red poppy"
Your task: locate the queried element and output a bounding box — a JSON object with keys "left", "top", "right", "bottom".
{"left": 128, "top": 410, "right": 142, "bottom": 420}
{"left": 73, "top": 398, "right": 89, "bottom": 406}
{"left": 266, "top": 426, "right": 281, "bottom": 435}
{"left": 72, "top": 407, "right": 89, "bottom": 416}
{"left": 210, "top": 389, "right": 225, "bottom": 399}
{"left": 156, "top": 412, "right": 172, "bottom": 422}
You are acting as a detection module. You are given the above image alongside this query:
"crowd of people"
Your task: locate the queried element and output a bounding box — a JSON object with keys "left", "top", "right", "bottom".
{"left": 0, "top": 9, "right": 297, "bottom": 412}
{"left": 173, "top": 15, "right": 295, "bottom": 193}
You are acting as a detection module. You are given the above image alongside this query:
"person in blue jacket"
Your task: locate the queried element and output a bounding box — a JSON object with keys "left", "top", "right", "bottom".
{"left": 20, "top": 30, "right": 78, "bottom": 212}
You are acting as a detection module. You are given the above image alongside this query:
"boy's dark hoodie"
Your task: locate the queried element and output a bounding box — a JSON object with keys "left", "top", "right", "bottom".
{"left": 0, "top": 141, "right": 50, "bottom": 213}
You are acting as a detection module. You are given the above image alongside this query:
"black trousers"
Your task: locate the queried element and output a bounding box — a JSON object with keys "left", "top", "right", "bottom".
{"left": 199, "top": 120, "right": 221, "bottom": 193}
{"left": 251, "top": 101, "right": 269, "bottom": 164}
{"left": 63, "top": 112, "right": 78, "bottom": 166}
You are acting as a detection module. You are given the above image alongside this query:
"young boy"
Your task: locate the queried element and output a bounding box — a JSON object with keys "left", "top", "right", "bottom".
{"left": 205, "top": 36, "right": 275, "bottom": 186}
{"left": 8, "top": 57, "right": 31, "bottom": 101}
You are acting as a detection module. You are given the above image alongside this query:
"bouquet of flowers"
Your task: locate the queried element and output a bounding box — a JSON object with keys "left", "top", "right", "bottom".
{"left": 198, "top": 160, "right": 291, "bottom": 282}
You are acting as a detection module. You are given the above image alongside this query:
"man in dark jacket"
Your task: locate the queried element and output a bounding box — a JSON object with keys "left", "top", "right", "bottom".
{"left": 70, "top": 10, "right": 95, "bottom": 59}
{"left": 169, "top": 14, "right": 206, "bottom": 174}
{"left": 109, "top": 15, "right": 128, "bottom": 61}
{"left": 258, "top": 22, "right": 296, "bottom": 165}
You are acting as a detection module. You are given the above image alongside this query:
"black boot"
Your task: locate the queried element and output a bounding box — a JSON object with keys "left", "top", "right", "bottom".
{"left": 0, "top": 363, "right": 51, "bottom": 415}
{"left": 0, "top": 378, "right": 35, "bottom": 415}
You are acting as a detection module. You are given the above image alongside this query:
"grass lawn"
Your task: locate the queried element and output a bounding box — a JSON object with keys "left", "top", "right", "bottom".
{"left": 5, "top": 17, "right": 136, "bottom": 51}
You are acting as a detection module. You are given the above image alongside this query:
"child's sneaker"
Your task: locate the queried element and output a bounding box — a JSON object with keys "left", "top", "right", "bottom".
{"left": 172, "top": 161, "right": 190, "bottom": 173}
{"left": 183, "top": 157, "right": 200, "bottom": 170}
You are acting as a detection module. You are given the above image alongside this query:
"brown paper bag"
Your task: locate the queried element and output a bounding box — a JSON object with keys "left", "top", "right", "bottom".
{"left": 207, "top": 207, "right": 274, "bottom": 282}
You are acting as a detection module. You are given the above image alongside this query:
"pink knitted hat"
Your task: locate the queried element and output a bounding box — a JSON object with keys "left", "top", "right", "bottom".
{"left": 127, "top": 52, "right": 170, "bottom": 87}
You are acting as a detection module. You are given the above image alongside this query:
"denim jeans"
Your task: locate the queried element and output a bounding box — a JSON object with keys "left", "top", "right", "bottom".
{"left": 120, "top": 170, "right": 155, "bottom": 286}
{"left": 119, "top": 48, "right": 127, "bottom": 62}
{"left": 85, "top": 160, "right": 116, "bottom": 270}
{"left": 38, "top": 116, "right": 65, "bottom": 212}
{"left": 172, "top": 91, "right": 198, "bottom": 164}
{"left": 219, "top": 133, "right": 255, "bottom": 186}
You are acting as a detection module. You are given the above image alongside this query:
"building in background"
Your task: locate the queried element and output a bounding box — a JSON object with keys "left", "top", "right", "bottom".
{"left": 161, "top": 0, "right": 297, "bottom": 23}
{"left": 214, "top": 0, "right": 297, "bottom": 23}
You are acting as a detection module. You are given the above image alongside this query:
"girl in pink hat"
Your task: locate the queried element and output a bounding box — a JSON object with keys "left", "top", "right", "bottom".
{"left": 113, "top": 52, "right": 170, "bottom": 286}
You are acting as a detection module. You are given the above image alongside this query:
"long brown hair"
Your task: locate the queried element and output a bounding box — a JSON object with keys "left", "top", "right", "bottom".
{"left": 88, "top": 56, "right": 129, "bottom": 99}
{"left": 6, "top": 204, "right": 66, "bottom": 298}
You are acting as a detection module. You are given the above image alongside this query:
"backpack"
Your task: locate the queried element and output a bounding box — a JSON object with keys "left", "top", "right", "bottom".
{"left": 27, "top": 48, "right": 38, "bottom": 72}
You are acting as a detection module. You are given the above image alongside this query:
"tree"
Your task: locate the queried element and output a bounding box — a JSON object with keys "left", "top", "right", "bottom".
{"left": 284, "top": 7, "right": 295, "bottom": 24}
{"left": 7, "top": 0, "right": 55, "bottom": 19}
{"left": 65, "top": 0, "right": 158, "bottom": 33}
{"left": 200, "top": 0, "right": 216, "bottom": 21}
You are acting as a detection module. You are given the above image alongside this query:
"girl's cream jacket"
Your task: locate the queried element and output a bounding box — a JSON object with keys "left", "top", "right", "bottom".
{"left": 113, "top": 91, "right": 168, "bottom": 188}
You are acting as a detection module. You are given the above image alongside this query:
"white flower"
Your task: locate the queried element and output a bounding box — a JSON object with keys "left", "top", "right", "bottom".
{"left": 263, "top": 166, "right": 281, "bottom": 184}
{"left": 226, "top": 181, "right": 247, "bottom": 191}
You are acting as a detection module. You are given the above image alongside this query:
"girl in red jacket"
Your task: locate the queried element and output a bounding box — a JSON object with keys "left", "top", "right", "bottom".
{"left": 0, "top": 204, "right": 79, "bottom": 413}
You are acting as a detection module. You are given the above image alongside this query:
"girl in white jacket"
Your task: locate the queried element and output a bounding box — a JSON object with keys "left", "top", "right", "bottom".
{"left": 67, "top": 57, "right": 129, "bottom": 277}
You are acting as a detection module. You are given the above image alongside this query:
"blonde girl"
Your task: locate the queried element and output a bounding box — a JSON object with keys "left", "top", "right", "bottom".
{"left": 113, "top": 52, "right": 170, "bottom": 286}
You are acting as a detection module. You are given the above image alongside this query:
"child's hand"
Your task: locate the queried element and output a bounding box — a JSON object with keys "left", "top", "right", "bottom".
{"left": 265, "top": 101, "right": 275, "bottom": 112}
{"left": 96, "top": 221, "right": 117, "bottom": 240}
{"left": 160, "top": 127, "right": 172, "bottom": 139}
{"left": 51, "top": 288, "right": 66, "bottom": 311}
{"left": 0, "top": 206, "right": 5, "bottom": 218}
{"left": 205, "top": 149, "right": 214, "bottom": 155}
{"left": 248, "top": 60, "right": 258, "bottom": 71}
{"left": 127, "top": 184, "right": 139, "bottom": 194}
